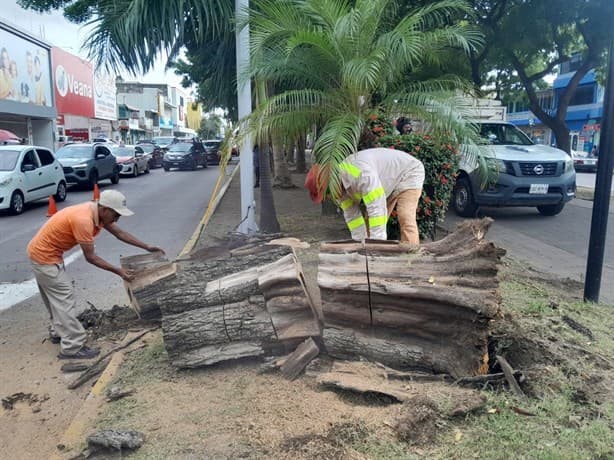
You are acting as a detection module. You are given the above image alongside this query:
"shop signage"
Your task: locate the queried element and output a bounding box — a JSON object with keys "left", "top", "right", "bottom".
{"left": 51, "top": 47, "right": 94, "bottom": 118}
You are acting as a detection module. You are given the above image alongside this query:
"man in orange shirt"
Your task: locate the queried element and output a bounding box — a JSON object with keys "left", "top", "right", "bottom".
{"left": 28, "top": 190, "right": 164, "bottom": 359}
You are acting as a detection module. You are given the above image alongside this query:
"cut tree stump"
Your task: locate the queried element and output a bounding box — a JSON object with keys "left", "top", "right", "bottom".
{"left": 318, "top": 218, "right": 504, "bottom": 377}
{"left": 127, "top": 235, "right": 321, "bottom": 369}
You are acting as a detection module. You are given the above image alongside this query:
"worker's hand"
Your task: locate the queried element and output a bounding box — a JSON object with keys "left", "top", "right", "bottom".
{"left": 119, "top": 269, "right": 135, "bottom": 282}
{"left": 146, "top": 245, "right": 165, "bottom": 255}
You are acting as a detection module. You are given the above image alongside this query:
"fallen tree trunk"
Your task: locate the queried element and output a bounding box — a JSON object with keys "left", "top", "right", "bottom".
{"left": 319, "top": 218, "right": 504, "bottom": 377}
{"left": 123, "top": 235, "right": 321, "bottom": 369}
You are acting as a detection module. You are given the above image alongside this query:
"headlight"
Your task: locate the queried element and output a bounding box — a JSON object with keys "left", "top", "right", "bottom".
{"left": 564, "top": 156, "right": 574, "bottom": 173}
{"left": 0, "top": 177, "right": 12, "bottom": 186}
{"left": 486, "top": 158, "right": 509, "bottom": 174}
{"left": 73, "top": 163, "right": 88, "bottom": 169}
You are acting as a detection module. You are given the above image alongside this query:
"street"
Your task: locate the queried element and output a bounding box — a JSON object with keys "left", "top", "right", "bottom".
{"left": 0, "top": 165, "right": 225, "bottom": 311}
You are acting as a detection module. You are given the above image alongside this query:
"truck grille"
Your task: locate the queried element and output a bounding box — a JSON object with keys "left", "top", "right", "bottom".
{"left": 518, "top": 162, "right": 558, "bottom": 176}
{"left": 63, "top": 166, "right": 74, "bottom": 174}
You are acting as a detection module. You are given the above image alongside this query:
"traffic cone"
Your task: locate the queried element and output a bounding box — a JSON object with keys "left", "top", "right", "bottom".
{"left": 93, "top": 183, "right": 100, "bottom": 201}
{"left": 46, "top": 195, "right": 57, "bottom": 217}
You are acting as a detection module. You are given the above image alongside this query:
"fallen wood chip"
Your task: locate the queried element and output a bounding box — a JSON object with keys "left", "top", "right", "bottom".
{"left": 87, "top": 429, "right": 145, "bottom": 451}
{"left": 562, "top": 315, "right": 594, "bottom": 340}
{"left": 2, "top": 392, "right": 49, "bottom": 410}
{"left": 266, "top": 237, "right": 311, "bottom": 249}
{"left": 496, "top": 355, "right": 525, "bottom": 398}
{"left": 60, "top": 363, "right": 90, "bottom": 373}
{"left": 280, "top": 337, "right": 320, "bottom": 380}
{"left": 105, "top": 386, "right": 136, "bottom": 402}
{"left": 511, "top": 406, "right": 536, "bottom": 416}
{"left": 454, "top": 370, "right": 524, "bottom": 386}
{"left": 67, "top": 327, "right": 158, "bottom": 390}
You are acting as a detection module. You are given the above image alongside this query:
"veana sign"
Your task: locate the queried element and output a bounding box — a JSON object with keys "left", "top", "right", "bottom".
{"left": 0, "top": 26, "right": 52, "bottom": 106}
{"left": 51, "top": 47, "right": 94, "bottom": 118}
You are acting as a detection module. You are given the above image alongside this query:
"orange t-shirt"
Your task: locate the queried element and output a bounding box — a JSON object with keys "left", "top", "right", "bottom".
{"left": 27, "top": 202, "right": 103, "bottom": 265}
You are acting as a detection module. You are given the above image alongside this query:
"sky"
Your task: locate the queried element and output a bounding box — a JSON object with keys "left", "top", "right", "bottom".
{"left": 3, "top": 0, "right": 185, "bottom": 88}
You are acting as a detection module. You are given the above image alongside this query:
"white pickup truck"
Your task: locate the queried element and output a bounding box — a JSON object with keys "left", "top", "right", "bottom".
{"left": 453, "top": 120, "right": 576, "bottom": 217}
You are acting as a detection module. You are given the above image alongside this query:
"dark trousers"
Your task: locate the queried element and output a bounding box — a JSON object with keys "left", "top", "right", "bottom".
{"left": 254, "top": 166, "right": 260, "bottom": 186}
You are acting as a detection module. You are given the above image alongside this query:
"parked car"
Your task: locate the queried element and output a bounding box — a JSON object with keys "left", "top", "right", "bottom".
{"left": 136, "top": 142, "right": 164, "bottom": 168}
{"left": 163, "top": 142, "right": 208, "bottom": 171}
{"left": 152, "top": 136, "right": 178, "bottom": 151}
{"left": 571, "top": 150, "right": 598, "bottom": 172}
{"left": 203, "top": 139, "right": 222, "bottom": 165}
{"left": 55, "top": 143, "right": 120, "bottom": 189}
{"left": 91, "top": 137, "right": 118, "bottom": 145}
{"left": 112, "top": 145, "right": 150, "bottom": 177}
{"left": 453, "top": 121, "right": 576, "bottom": 217}
{"left": 0, "top": 145, "right": 67, "bottom": 215}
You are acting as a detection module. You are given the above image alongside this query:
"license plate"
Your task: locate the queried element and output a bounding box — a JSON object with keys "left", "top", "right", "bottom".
{"left": 529, "top": 184, "right": 549, "bottom": 194}
{"left": 172, "top": 163, "right": 179, "bottom": 166}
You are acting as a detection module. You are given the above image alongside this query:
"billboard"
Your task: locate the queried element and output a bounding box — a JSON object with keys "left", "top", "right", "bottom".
{"left": 51, "top": 47, "right": 94, "bottom": 117}
{"left": 94, "top": 69, "right": 117, "bottom": 120}
{"left": 0, "top": 27, "right": 52, "bottom": 106}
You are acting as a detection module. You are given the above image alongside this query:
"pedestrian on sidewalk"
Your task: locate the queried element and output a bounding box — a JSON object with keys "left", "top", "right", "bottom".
{"left": 253, "top": 143, "right": 260, "bottom": 188}
{"left": 27, "top": 190, "right": 165, "bottom": 360}
{"left": 305, "top": 147, "right": 425, "bottom": 244}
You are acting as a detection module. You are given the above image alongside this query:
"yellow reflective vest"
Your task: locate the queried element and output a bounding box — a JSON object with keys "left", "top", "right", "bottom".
{"left": 337, "top": 148, "right": 425, "bottom": 240}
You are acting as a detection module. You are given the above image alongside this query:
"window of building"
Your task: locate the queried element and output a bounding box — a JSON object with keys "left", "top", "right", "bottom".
{"left": 569, "top": 85, "right": 595, "bottom": 106}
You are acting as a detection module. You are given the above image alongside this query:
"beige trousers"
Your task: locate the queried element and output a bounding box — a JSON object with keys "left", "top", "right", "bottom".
{"left": 30, "top": 261, "right": 87, "bottom": 354}
{"left": 387, "top": 188, "right": 422, "bottom": 245}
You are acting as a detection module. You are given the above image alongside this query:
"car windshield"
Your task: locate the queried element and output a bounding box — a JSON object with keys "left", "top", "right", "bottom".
{"left": 479, "top": 123, "right": 533, "bottom": 146}
{"left": 55, "top": 145, "right": 93, "bottom": 159}
{"left": 167, "top": 143, "right": 191, "bottom": 153}
{"left": 153, "top": 137, "right": 175, "bottom": 145}
{"left": 204, "top": 142, "right": 221, "bottom": 149}
{"left": 113, "top": 147, "right": 135, "bottom": 157}
{"left": 138, "top": 144, "right": 154, "bottom": 153}
{"left": 0, "top": 150, "right": 20, "bottom": 171}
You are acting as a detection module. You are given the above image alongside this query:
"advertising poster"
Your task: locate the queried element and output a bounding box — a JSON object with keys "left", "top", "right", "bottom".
{"left": 94, "top": 69, "right": 117, "bottom": 120}
{"left": 0, "top": 27, "right": 52, "bottom": 106}
{"left": 51, "top": 47, "right": 94, "bottom": 117}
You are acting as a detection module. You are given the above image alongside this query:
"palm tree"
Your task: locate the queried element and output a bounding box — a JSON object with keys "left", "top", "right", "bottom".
{"left": 245, "top": 0, "right": 484, "bottom": 193}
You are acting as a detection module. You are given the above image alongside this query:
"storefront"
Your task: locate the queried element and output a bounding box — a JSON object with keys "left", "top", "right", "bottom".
{"left": 0, "top": 20, "right": 55, "bottom": 148}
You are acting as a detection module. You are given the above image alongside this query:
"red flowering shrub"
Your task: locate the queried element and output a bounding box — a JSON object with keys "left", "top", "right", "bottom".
{"left": 364, "top": 116, "right": 459, "bottom": 239}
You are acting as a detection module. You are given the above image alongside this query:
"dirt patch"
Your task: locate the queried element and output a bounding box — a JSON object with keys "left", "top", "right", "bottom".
{"left": 393, "top": 395, "right": 441, "bottom": 445}
{"left": 2, "top": 392, "right": 49, "bottom": 411}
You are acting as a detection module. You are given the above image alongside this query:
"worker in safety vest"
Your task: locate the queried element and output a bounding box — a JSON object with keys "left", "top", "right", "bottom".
{"left": 305, "top": 148, "right": 425, "bottom": 244}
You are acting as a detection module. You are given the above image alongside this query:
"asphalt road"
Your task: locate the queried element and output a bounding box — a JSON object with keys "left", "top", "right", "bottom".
{"left": 0, "top": 165, "right": 225, "bottom": 311}
{"left": 442, "top": 194, "right": 614, "bottom": 304}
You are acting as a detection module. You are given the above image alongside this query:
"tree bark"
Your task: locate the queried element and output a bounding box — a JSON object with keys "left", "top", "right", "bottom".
{"left": 272, "top": 140, "right": 294, "bottom": 188}
{"left": 295, "top": 134, "right": 307, "bottom": 173}
{"left": 258, "top": 142, "right": 281, "bottom": 233}
{"left": 319, "top": 218, "right": 504, "bottom": 377}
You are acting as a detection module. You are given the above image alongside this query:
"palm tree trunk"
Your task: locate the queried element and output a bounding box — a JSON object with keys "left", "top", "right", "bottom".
{"left": 296, "top": 134, "right": 307, "bottom": 173}
{"left": 272, "top": 141, "right": 294, "bottom": 188}
{"left": 258, "top": 141, "right": 280, "bottom": 233}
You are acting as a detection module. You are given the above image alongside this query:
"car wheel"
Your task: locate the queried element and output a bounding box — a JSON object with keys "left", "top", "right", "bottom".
{"left": 145, "top": 164, "right": 150, "bottom": 174}
{"left": 190, "top": 159, "right": 197, "bottom": 171}
{"left": 202, "top": 157, "right": 208, "bottom": 169}
{"left": 133, "top": 166, "right": 139, "bottom": 178}
{"left": 110, "top": 169, "right": 120, "bottom": 184}
{"left": 88, "top": 170, "right": 99, "bottom": 190}
{"left": 163, "top": 165, "right": 170, "bottom": 171}
{"left": 537, "top": 202, "right": 565, "bottom": 216}
{"left": 9, "top": 190, "right": 24, "bottom": 215}
{"left": 54, "top": 181, "right": 67, "bottom": 202}
{"left": 453, "top": 177, "right": 478, "bottom": 217}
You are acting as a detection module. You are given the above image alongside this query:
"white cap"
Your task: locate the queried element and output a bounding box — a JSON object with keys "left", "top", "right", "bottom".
{"left": 98, "top": 190, "right": 134, "bottom": 216}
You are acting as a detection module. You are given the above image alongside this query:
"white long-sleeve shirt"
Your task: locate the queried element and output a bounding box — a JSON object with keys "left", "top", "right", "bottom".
{"left": 337, "top": 148, "right": 425, "bottom": 240}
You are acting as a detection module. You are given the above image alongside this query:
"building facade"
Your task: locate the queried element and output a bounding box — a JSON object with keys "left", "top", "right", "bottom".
{"left": 0, "top": 20, "right": 55, "bottom": 148}
{"left": 507, "top": 57, "right": 603, "bottom": 153}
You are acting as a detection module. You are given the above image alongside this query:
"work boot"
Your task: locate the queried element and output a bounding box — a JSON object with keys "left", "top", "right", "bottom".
{"left": 58, "top": 345, "right": 100, "bottom": 360}
{"left": 49, "top": 335, "right": 61, "bottom": 344}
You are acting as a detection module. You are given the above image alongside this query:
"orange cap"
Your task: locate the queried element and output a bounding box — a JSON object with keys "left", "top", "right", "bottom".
{"left": 305, "top": 164, "right": 325, "bottom": 203}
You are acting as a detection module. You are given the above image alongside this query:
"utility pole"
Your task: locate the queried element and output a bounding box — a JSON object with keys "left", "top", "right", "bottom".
{"left": 236, "top": 0, "right": 257, "bottom": 234}
{"left": 584, "top": 37, "right": 614, "bottom": 302}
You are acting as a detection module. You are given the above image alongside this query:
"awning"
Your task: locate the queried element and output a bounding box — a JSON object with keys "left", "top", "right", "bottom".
{"left": 120, "top": 103, "right": 140, "bottom": 112}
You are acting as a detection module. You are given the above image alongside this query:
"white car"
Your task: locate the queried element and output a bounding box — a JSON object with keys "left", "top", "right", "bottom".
{"left": 571, "top": 150, "right": 598, "bottom": 173}
{"left": 112, "top": 145, "right": 150, "bottom": 177}
{"left": 0, "top": 145, "right": 67, "bottom": 215}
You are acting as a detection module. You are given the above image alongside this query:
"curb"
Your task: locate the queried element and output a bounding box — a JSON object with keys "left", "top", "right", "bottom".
{"left": 50, "top": 351, "right": 126, "bottom": 460}
{"left": 178, "top": 163, "right": 241, "bottom": 258}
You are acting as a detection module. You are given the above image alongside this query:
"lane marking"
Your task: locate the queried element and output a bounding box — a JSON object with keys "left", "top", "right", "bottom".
{"left": 0, "top": 251, "right": 82, "bottom": 312}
